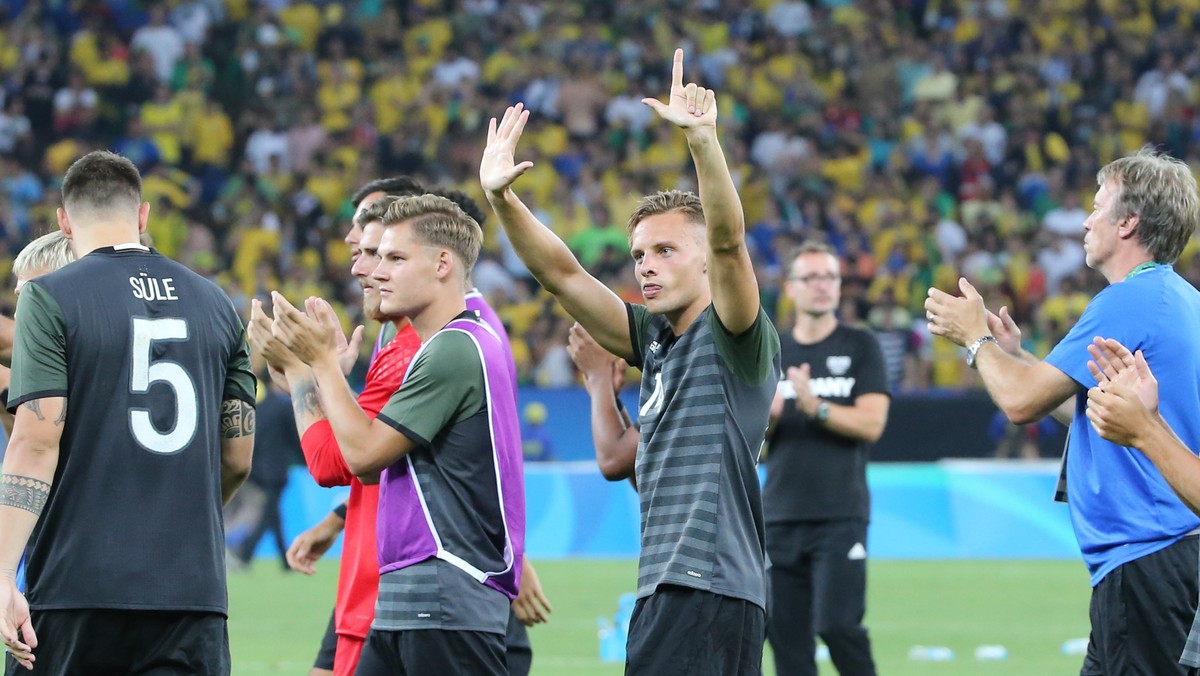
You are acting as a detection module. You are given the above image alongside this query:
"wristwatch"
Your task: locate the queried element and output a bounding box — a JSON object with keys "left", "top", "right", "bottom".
{"left": 966, "top": 335, "right": 999, "bottom": 369}
{"left": 814, "top": 400, "right": 831, "bottom": 422}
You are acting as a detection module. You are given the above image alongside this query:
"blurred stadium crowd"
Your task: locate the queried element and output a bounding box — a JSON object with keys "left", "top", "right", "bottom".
{"left": 1, "top": 0, "right": 1199, "bottom": 391}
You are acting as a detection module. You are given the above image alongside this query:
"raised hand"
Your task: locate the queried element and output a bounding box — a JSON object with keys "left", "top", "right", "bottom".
{"left": 986, "top": 305, "right": 1023, "bottom": 357}
{"left": 481, "top": 103, "right": 535, "bottom": 197}
{"left": 1086, "top": 378, "right": 1156, "bottom": 448}
{"left": 271, "top": 292, "right": 337, "bottom": 368}
{"left": 567, "top": 322, "right": 620, "bottom": 386}
{"left": 642, "top": 48, "right": 717, "bottom": 130}
{"left": 308, "top": 298, "right": 364, "bottom": 376}
{"left": 248, "top": 298, "right": 301, "bottom": 372}
{"left": 1087, "top": 338, "right": 1158, "bottom": 414}
{"left": 925, "top": 277, "right": 990, "bottom": 348}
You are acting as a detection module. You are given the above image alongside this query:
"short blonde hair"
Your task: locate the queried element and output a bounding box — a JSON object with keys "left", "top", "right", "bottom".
{"left": 1098, "top": 148, "right": 1200, "bottom": 264}
{"left": 625, "top": 190, "right": 705, "bottom": 241}
{"left": 381, "top": 194, "right": 483, "bottom": 273}
{"left": 14, "top": 230, "right": 75, "bottom": 280}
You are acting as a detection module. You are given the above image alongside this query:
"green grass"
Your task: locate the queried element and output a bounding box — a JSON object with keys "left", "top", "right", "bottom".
{"left": 229, "top": 558, "right": 1092, "bottom": 675}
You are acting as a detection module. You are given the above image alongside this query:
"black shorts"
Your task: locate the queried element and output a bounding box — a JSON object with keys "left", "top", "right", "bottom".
{"left": 4, "top": 608, "right": 228, "bottom": 676}
{"left": 626, "top": 585, "right": 765, "bottom": 676}
{"left": 354, "top": 628, "right": 506, "bottom": 676}
{"left": 505, "top": 610, "right": 532, "bottom": 676}
{"left": 1082, "top": 534, "right": 1199, "bottom": 676}
{"left": 313, "top": 608, "right": 337, "bottom": 671}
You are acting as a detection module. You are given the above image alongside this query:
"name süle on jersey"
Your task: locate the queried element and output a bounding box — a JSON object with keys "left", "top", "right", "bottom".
{"left": 130, "top": 272, "right": 179, "bottom": 301}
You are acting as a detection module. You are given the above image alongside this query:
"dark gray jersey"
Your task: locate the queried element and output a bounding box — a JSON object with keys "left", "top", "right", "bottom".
{"left": 627, "top": 303, "right": 780, "bottom": 609}
{"left": 8, "top": 245, "right": 255, "bottom": 613}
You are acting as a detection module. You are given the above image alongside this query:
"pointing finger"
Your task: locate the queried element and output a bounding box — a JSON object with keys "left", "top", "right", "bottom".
{"left": 671, "top": 48, "right": 684, "bottom": 91}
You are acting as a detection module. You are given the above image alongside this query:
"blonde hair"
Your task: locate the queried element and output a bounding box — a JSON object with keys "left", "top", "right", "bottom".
{"left": 14, "top": 230, "right": 75, "bottom": 279}
{"left": 381, "top": 194, "right": 483, "bottom": 273}
{"left": 1097, "top": 148, "right": 1200, "bottom": 264}
{"left": 625, "top": 190, "right": 705, "bottom": 241}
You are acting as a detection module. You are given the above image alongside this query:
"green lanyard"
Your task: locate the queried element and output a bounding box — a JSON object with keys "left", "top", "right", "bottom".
{"left": 1124, "top": 261, "right": 1165, "bottom": 281}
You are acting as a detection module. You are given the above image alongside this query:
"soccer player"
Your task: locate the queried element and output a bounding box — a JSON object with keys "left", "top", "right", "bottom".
{"left": 274, "top": 182, "right": 549, "bottom": 676}
{"left": 926, "top": 149, "right": 1200, "bottom": 674}
{"left": 251, "top": 192, "right": 423, "bottom": 676}
{"left": 273, "top": 194, "right": 524, "bottom": 675}
{"left": 481, "top": 49, "right": 780, "bottom": 674}
{"left": 765, "top": 242, "right": 890, "bottom": 676}
{"left": 0, "top": 150, "right": 256, "bottom": 673}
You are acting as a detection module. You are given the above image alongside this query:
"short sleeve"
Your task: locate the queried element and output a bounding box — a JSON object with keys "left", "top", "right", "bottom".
{"left": 854, "top": 331, "right": 891, "bottom": 397}
{"left": 625, "top": 303, "right": 655, "bottom": 370}
{"left": 8, "top": 282, "right": 68, "bottom": 412}
{"left": 376, "top": 331, "right": 484, "bottom": 448}
{"left": 708, "top": 306, "right": 782, "bottom": 386}
{"left": 223, "top": 305, "right": 256, "bottom": 407}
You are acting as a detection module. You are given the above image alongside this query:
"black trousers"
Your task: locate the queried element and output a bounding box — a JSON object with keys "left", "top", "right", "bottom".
{"left": 4, "top": 609, "right": 229, "bottom": 676}
{"left": 766, "top": 519, "right": 875, "bottom": 676}
{"left": 1081, "top": 534, "right": 1200, "bottom": 676}
{"left": 625, "top": 585, "right": 764, "bottom": 676}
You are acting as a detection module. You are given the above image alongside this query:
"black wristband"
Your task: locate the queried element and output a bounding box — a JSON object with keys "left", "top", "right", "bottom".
{"left": 332, "top": 501, "right": 348, "bottom": 520}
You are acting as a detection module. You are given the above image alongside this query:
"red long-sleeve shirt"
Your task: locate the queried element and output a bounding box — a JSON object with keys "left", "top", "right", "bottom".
{"left": 299, "top": 322, "right": 422, "bottom": 640}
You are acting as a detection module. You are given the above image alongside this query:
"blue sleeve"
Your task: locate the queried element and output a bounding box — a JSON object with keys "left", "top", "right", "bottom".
{"left": 1044, "top": 285, "right": 1146, "bottom": 387}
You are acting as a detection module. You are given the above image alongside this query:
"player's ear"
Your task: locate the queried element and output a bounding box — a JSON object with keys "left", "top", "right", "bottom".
{"left": 137, "top": 201, "right": 151, "bottom": 234}
{"left": 436, "top": 249, "right": 453, "bottom": 280}
{"left": 57, "top": 207, "right": 72, "bottom": 239}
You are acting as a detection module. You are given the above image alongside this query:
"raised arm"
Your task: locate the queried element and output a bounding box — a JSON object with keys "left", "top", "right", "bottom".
{"left": 642, "top": 49, "right": 759, "bottom": 334}
{"left": 480, "top": 104, "right": 633, "bottom": 360}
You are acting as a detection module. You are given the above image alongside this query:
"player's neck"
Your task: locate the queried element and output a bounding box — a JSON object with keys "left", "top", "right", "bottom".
{"left": 792, "top": 311, "right": 837, "bottom": 345}
{"left": 664, "top": 292, "right": 711, "bottom": 336}
{"left": 411, "top": 294, "right": 468, "bottom": 341}
{"left": 70, "top": 225, "right": 142, "bottom": 257}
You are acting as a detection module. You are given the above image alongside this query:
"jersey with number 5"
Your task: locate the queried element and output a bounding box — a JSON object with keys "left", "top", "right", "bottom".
{"left": 7, "top": 245, "right": 255, "bottom": 614}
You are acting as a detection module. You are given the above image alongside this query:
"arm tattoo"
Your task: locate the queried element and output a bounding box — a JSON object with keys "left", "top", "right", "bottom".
{"left": 22, "top": 400, "right": 44, "bottom": 421}
{"left": 0, "top": 474, "right": 51, "bottom": 516}
{"left": 220, "top": 400, "right": 256, "bottom": 439}
{"left": 54, "top": 402, "right": 67, "bottom": 427}
{"left": 291, "top": 379, "right": 325, "bottom": 421}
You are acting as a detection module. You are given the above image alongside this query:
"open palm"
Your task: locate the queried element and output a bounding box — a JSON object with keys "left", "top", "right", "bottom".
{"left": 481, "top": 103, "right": 534, "bottom": 196}
{"left": 1087, "top": 338, "right": 1159, "bottom": 413}
{"left": 642, "top": 48, "right": 717, "bottom": 130}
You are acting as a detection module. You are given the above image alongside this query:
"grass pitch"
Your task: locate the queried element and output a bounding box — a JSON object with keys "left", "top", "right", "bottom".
{"left": 229, "top": 558, "right": 1092, "bottom": 675}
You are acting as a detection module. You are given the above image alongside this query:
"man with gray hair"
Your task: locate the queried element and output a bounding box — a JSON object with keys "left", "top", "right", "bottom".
{"left": 926, "top": 148, "right": 1200, "bottom": 675}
